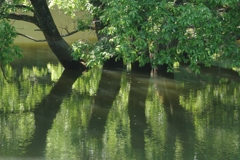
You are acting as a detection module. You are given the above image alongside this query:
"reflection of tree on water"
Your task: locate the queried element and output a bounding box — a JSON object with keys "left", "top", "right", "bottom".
{"left": 31, "top": 68, "right": 195, "bottom": 159}
{"left": 161, "top": 75, "right": 195, "bottom": 160}
{"left": 88, "top": 69, "right": 122, "bottom": 136}
{"left": 0, "top": 63, "right": 53, "bottom": 157}
{"left": 145, "top": 71, "right": 195, "bottom": 160}
{"left": 127, "top": 72, "right": 149, "bottom": 158}
{"left": 102, "top": 72, "right": 132, "bottom": 160}
{"left": 178, "top": 69, "right": 240, "bottom": 160}
{"left": 2, "top": 60, "right": 240, "bottom": 159}
{"left": 0, "top": 113, "right": 35, "bottom": 156}
{"left": 45, "top": 66, "right": 102, "bottom": 160}
{"left": 27, "top": 70, "right": 83, "bottom": 156}
{"left": 44, "top": 66, "right": 240, "bottom": 160}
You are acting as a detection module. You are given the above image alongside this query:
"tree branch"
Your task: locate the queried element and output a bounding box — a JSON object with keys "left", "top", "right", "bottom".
{"left": 17, "top": 32, "right": 47, "bottom": 42}
{"left": 61, "top": 26, "right": 95, "bottom": 37}
{"left": 17, "top": 23, "right": 96, "bottom": 42}
{"left": 61, "top": 29, "right": 80, "bottom": 37}
{"left": 8, "top": 13, "right": 39, "bottom": 26}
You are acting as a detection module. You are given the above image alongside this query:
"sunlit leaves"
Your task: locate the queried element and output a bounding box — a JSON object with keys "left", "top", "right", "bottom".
{"left": 71, "top": 38, "right": 114, "bottom": 67}
{"left": 49, "top": 0, "right": 89, "bottom": 16}
{"left": 75, "top": 0, "right": 240, "bottom": 73}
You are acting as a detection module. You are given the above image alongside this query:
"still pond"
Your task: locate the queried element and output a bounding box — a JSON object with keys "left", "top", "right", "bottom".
{"left": 0, "top": 44, "right": 240, "bottom": 160}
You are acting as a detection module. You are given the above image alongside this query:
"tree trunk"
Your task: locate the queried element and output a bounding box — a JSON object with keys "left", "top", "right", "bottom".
{"left": 30, "top": 0, "right": 86, "bottom": 70}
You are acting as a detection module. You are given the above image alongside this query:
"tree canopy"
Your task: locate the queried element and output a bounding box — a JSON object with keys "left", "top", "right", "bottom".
{"left": 1, "top": 0, "right": 240, "bottom": 72}
{"left": 72, "top": 0, "right": 240, "bottom": 73}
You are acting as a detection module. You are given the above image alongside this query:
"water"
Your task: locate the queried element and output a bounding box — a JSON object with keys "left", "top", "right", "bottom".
{"left": 0, "top": 45, "right": 240, "bottom": 160}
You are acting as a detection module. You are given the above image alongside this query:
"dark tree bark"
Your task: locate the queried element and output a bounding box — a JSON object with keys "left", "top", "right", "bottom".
{"left": 29, "top": 0, "right": 86, "bottom": 70}
{"left": 89, "top": 0, "right": 105, "bottom": 40}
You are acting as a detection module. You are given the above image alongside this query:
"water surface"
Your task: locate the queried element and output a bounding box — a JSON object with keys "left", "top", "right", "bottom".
{"left": 0, "top": 45, "right": 240, "bottom": 160}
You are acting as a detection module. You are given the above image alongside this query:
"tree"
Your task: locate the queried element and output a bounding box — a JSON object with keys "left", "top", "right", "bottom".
{"left": 72, "top": 0, "right": 240, "bottom": 73}
{"left": 1, "top": 0, "right": 240, "bottom": 73}
{"left": 0, "top": 0, "right": 87, "bottom": 70}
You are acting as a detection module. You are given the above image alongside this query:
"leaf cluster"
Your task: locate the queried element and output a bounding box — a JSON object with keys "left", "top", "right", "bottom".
{"left": 73, "top": 0, "right": 240, "bottom": 73}
{"left": 0, "top": 20, "right": 21, "bottom": 64}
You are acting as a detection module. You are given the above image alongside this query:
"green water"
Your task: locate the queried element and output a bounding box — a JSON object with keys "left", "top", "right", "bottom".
{"left": 0, "top": 46, "right": 240, "bottom": 160}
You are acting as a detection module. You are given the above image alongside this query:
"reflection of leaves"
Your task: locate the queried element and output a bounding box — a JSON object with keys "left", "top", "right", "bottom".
{"left": 0, "top": 65, "right": 53, "bottom": 113}
{"left": 194, "top": 127, "right": 239, "bottom": 160}
{"left": 0, "top": 113, "right": 35, "bottom": 156}
{"left": 102, "top": 72, "right": 131, "bottom": 160}
{"left": 46, "top": 67, "right": 103, "bottom": 160}
{"left": 180, "top": 84, "right": 240, "bottom": 115}
{"left": 179, "top": 81, "right": 240, "bottom": 159}
{"left": 73, "top": 66, "right": 102, "bottom": 96}
{"left": 46, "top": 71, "right": 133, "bottom": 160}
{"left": 47, "top": 63, "right": 64, "bottom": 82}
{"left": 46, "top": 95, "right": 93, "bottom": 160}
{"left": 219, "top": 77, "right": 229, "bottom": 84}
{"left": 145, "top": 81, "right": 167, "bottom": 160}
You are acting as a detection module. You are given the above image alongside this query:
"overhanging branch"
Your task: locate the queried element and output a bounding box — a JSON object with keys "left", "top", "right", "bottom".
{"left": 8, "top": 13, "right": 39, "bottom": 26}
{"left": 61, "top": 29, "right": 80, "bottom": 37}
{"left": 61, "top": 26, "right": 95, "bottom": 37}
{"left": 17, "top": 32, "right": 46, "bottom": 42}
{"left": 17, "top": 27, "right": 95, "bottom": 42}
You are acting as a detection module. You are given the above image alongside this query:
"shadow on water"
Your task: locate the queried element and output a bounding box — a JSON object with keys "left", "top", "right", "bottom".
{"left": 88, "top": 68, "right": 122, "bottom": 137}
{"left": 127, "top": 71, "right": 149, "bottom": 153}
{"left": 26, "top": 70, "right": 83, "bottom": 156}
{"left": 1, "top": 50, "right": 240, "bottom": 159}
{"left": 156, "top": 70, "right": 195, "bottom": 159}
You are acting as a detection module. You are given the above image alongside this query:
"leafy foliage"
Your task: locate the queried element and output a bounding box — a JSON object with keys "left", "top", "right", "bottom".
{"left": 0, "top": 19, "right": 21, "bottom": 64}
{"left": 1, "top": 0, "right": 240, "bottom": 72}
{"left": 72, "top": 0, "right": 240, "bottom": 73}
{"left": 49, "top": 0, "right": 89, "bottom": 16}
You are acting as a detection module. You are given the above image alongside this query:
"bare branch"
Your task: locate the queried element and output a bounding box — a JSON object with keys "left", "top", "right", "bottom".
{"left": 17, "top": 26, "right": 95, "bottom": 42}
{"left": 61, "top": 29, "right": 79, "bottom": 37}
{"left": 60, "top": 27, "right": 96, "bottom": 37}
{"left": 17, "top": 32, "right": 46, "bottom": 42}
